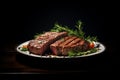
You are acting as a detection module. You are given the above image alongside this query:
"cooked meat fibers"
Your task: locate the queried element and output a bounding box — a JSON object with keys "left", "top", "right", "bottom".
{"left": 27, "top": 32, "right": 68, "bottom": 55}
{"left": 50, "top": 36, "right": 90, "bottom": 56}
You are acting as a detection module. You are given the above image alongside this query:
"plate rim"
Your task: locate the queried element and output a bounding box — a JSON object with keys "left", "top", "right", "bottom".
{"left": 16, "top": 40, "right": 106, "bottom": 58}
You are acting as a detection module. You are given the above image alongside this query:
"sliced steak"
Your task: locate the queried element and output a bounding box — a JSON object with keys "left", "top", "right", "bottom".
{"left": 50, "top": 36, "right": 90, "bottom": 56}
{"left": 27, "top": 32, "right": 68, "bottom": 55}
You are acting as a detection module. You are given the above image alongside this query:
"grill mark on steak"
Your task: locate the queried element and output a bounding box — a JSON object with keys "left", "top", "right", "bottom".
{"left": 59, "top": 36, "right": 77, "bottom": 47}
{"left": 59, "top": 36, "right": 77, "bottom": 54}
{"left": 55, "top": 36, "right": 70, "bottom": 46}
{"left": 50, "top": 36, "right": 90, "bottom": 56}
{"left": 50, "top": 36, "right": 70, "bottom": 55}
{"left": 66, "top": 38, "right": 82, "bottom": 47}
{"left": 27, "top": 32, "right": 68, "bottom": 55}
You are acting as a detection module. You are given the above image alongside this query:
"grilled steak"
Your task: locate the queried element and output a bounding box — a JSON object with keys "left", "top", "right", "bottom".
{"left": 27, "top": 32, "right": 68, "bottom": 55}
{"left": 50, "top": 36, "right": 90, "bottom": 56}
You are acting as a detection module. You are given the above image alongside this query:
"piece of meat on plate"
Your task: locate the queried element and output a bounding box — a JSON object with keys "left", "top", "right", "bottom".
{"left": 27, "top": 32, "right": 68, "bottom": 55}
{"left": 50, "top": 36, "right": 90, "bottom": 56}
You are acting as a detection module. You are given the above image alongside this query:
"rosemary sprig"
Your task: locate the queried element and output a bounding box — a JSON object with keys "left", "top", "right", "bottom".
{"left": 75, "top": 20, "right": 85, "bottom": 38}
{"left": 34, "top": 31, "right": 46, "bottom": 39}
{"left": 50, "top": 21, "right": 84, "bottom": 37}
{"left": 51, "top": 23, "right": 79, "bottom": 36}
{"left": 34, "top": 20, "right": 98, "bottom": 42}
{"left": 50, "top": 20, "right": 97, "bottom": 42}
{"left": 34, "top": 33, "right": 42, "bottom": 39}
{"left": 85, "top": 36, "right": 98, "bottom": 42}
{"left": 68, "top": 48, "right": 98, "bottom": 57}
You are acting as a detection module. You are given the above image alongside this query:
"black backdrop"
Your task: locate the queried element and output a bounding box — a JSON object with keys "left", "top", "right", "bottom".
{"left": 2, "top": 6, "right": 107, "bottom": 45}
{"left": 1, "top": 3, "right": 116, "bottom": 72}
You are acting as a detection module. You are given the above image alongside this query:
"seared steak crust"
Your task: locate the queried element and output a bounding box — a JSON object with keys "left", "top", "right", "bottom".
{"left": 50, "top": 36, "right": 90, "bottom": 56}
{"left": 27, "top": 32, "right": 68, "bottom": 55}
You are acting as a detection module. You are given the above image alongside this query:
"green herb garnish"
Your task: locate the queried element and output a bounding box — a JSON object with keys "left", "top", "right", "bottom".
{"left": 21, "top": 47, "right": 28, "bottom": 51}
{"left": 34, "top": 20, "right": 97, "bottom": 42}
{"left": 85, "top": 36, "right": 98, "bottom": 42}
{"left": 34, "top": 33, "right": 42, "bottom": 39}
{"left": 50, "top": 20, "right": 97, "bottom": 42}
{"left": 68, "top": 48, "right": 98, "bottom": 57}
{"left": 75, "top": 20, "right": 85, "bottom": 38}
{"left": 51, "top": 23, "right": 79, "bottom": 37}
{"left": 21, "top": 45, "right": 28, "bottom": 51}
{"left": 50, "top": 22, "right": 83, "bottom": 37}
{"left": 34, "top": 31, "right": 46, "bottom": 39}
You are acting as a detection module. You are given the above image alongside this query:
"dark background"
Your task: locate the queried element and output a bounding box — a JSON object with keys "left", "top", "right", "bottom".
{"left": 2, "top": 6, "right": 108, "bottom": 47}
{"left": 0, "top": 3, "right": 117, "bottom": 73}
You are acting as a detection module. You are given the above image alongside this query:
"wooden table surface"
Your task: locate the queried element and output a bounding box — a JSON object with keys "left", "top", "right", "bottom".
{"left": 0, "top": 42, "right": 113, "bottom": 74}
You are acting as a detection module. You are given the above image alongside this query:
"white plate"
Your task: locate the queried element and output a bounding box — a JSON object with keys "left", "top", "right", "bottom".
{"left": 16, "top": 41, "right": 105, "bottom": 58}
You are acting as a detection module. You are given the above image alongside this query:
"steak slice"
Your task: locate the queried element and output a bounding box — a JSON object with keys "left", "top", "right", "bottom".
{"left": 50, "top": 36, "right": 90, "bottom": 56}
{"left": 27, "top": 32, "right": 68, "bottom": 55}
